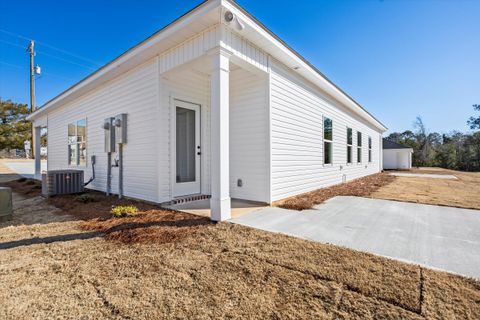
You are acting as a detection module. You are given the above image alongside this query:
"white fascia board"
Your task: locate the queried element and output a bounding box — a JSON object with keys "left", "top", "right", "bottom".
{"left": 27, "top": 0, "right": 222, "bottom": 121}
{"left": 222, "top": 0, "right": 387, "bottom": 132}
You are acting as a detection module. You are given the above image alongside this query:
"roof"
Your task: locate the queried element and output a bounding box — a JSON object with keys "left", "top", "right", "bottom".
{"left": 27, "top": 0, "right": 387, "bottom": 132}
{"left": 383, "top": 139, "right": 413, "bottom": 150}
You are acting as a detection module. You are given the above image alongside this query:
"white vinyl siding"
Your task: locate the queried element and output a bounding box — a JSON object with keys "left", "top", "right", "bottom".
{"left": 270, "top": 60, "right": 382, "bottom": 202}
{"left": 45, "top": 58, "right": 159, "bottom": 202}
{"left": 230, "top": 68, "right": 269, "bottom": 202}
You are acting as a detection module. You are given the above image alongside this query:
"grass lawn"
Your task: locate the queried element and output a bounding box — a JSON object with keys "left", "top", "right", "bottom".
{"left": 275, "top": 168, "right": 480, "bottom": 211}
{"left": 371, "top": 167, "right": 480, "bottom": 210}
{"left": 0, "top": 164, "right": 479, "bottom": 319}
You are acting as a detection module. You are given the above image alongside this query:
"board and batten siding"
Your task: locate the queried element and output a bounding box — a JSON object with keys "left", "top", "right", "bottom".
{"left": 229, "top": 68, "right": 269, "bottom": 202}
{"left": 270, "top": 60, "right": 382, "bottom": 202}
{"left": 44, "top": 58, "right": 160, "bottom": 202}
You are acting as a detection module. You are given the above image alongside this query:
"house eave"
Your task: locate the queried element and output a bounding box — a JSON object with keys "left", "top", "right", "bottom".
{"left": 28, "top": 0, "right": 388, "bottom": 133}
{"left": 222, "top": 0, "right": 387, "bottom": 132}
{"left": 27, "top": 0, "right": 220, "bottom": 121}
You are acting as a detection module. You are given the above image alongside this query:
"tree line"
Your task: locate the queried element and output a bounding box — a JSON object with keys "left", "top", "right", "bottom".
{"left": 0, "top": 99, "right": 31, "bottom": 150}
{"left": 386, "top": 105, "right": 480, "bottom": 171}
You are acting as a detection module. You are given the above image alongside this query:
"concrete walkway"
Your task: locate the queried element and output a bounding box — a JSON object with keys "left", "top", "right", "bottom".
{"left": 230, "top": 196, "right": 480, "bottom": 279}
{"left": 1, "top": 160, "right": 47, "bottom": 179}
{"left": 389, "top": 172, "right": 458, "bottom": 180}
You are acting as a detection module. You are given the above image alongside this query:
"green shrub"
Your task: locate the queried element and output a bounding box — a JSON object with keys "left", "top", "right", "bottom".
{"left": 111, "top": 205, "right": 138, "bottom": 218}
{"left": 18, "top": 177, "right": 27, "bottom": 183}
{"left": 25, "top": 179, "right": 36, "bottom": 185}
{"left": 75, "top": 194, "right": 96, "bottom": 204}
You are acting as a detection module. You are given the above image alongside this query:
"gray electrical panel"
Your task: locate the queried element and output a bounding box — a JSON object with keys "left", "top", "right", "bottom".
{"left": 103, "top": 117, "right": 116, "bottom": 153}
{"left": 114, "top": 113, "right": 127, "bottom": 144}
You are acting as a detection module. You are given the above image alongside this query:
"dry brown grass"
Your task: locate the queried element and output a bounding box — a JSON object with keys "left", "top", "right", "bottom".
{"left": 1, "top": 214, "right": 480, "bottom": 319}
{"left": 81, "top": 209, "right": 212, "bottom": 245}
{"left": 1, "top": 167, "right": 480, "bottom": 319}
{"left": 276, "top": 172, "right": 395, "bottom": 210}
{"left": 372, "top": 168, "right": 480, "bottom": 210}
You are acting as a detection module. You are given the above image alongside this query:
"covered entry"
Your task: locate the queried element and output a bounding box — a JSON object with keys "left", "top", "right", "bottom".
{"left": 161, "top": 45, "right": 269, "bottom": 221}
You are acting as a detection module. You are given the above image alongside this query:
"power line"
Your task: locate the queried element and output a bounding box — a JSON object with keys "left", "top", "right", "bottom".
{"left": 0, "top": 60, "right": 78, "bottom": 81}
{"left": 0, "top": 29, "right": 102, "bottom": 66}
{"left": 37, "top": 41, "right": 101, "bottom": 66}
{"left": 0, "top": 60, "right": 25, "bottom": 69}
{"left": 0, "top": 38, "right": 26, "bottom": 49}
{"left": 1, "top": 38, "right": 97, "bottom": 71}
{"left": 36, "top": 50, "right": 97, "bottom": 70}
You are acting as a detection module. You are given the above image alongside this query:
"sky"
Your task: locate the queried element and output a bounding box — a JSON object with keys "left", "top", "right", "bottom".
{"left": 0, "top": 0, "right": 479, "bottom": 134}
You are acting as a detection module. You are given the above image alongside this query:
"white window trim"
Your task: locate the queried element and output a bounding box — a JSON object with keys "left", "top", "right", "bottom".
{"left": 346, "top": 127, "right": 353, "bottom": 165}
{"left": 368, "top": 136, "right": 372, "bottom": 163}
{"left": 67, "top": 118, "right": 87, "bottom": 168}
{"left": 323, "top": 116, "right": 333, "bottom": 166}
{"left": 357, "top": 131, "right": 362, "bottom": 164}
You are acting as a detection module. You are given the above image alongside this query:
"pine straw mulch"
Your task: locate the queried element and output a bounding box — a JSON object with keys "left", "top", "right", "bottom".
{"left": 0, "top": 177, "right": 212, "bottom": 245}
{"left": 276, "top": 172, "right": 396, "bottom": 210}
{"left": 0, "top": 178, "right": 156, "bottom": 220}
{"left": 81, "top": 210, "right": 212, "bottom": 245}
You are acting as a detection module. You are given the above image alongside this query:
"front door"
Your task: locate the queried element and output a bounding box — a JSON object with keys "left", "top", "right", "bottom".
{"left": 173, "top": 100, "right": 201, "bottom": 197}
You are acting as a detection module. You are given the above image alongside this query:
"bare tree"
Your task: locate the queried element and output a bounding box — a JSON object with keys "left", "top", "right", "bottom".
{"left": 413, "top": 116, "right": 429, "bottom": 165}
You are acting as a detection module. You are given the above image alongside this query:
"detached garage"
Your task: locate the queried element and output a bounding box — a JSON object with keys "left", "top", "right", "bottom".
{"left": 383, "top": 139, "right": 413, "bottom": 170}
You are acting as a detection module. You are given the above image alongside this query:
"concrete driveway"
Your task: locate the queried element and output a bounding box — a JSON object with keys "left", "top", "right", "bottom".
{"left": 230, "top": 196, "right": 480, "bottom": 279}
{"left": 1, "top": 159, "right": 47, "bottom": 179}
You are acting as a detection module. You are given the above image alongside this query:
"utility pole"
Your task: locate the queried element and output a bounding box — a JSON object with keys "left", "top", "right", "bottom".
{"left": 27, "top": 40, "right": 35, "bottom": 159}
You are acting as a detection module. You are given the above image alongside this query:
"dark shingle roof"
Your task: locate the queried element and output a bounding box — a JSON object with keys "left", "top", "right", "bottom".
{"left": 383, "top": 139, "right": 412, "bottom": 149}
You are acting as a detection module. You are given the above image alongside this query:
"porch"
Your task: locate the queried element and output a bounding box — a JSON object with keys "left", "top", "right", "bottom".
{"left": 165, "top": 198, "right": 267, "bottom": 219}
{"left": 160, "top": 45, "right": 270, "bottom": 221}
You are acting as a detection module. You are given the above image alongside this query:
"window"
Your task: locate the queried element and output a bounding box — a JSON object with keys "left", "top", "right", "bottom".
{"left": 324, "top": 117, "right": 333, "bottom": 164}
{"left": 357, "top": 131, "right": 362, "bottom": 163}
{"left": 68, "top": 119, "right": 87, "bottom": 166}
{"left": 368, "top": 136, "right": 372, "bottom": 163}
{"left": 346, "top": 127, "right": 352, "bottom": 163}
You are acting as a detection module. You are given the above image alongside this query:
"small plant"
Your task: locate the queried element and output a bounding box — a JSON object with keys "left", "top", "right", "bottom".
{"left": 75, "top": 194, "right": 96, "bottom": 204}
{"left": 18, "top": 177, "right": 27, "bottom": 183}
{"left": 111, "top": 205, "right": 138, "bottom": 218}
{"left": 25, "top": 179, "right": 36, "bottom": 185}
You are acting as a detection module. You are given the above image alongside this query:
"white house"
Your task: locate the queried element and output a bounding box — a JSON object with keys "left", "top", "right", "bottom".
{"left": 28, "top": 0, "right": 387, "bottom": 221}
{"left": 382, "top": 139, "right": 413, "bottom": 170}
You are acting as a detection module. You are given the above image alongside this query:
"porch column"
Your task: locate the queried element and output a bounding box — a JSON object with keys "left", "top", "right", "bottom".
{"left": 209, "top": 47, "right": 231, "bottom": 221}
{"left": 34, "top": 126, "right": 42, "bottom": 179}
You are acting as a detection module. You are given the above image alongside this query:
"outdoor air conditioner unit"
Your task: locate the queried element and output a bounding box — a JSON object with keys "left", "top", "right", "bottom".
{"left": 42, "top": 170, "right": 84, "bottom": 197}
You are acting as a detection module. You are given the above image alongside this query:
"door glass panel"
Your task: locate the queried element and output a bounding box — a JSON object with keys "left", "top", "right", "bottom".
{"left": 176, "top": 107, "right": 196, "bottom": 183}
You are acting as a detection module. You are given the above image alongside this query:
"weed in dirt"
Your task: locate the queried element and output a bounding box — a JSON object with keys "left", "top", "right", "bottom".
{"left": 75, "top": 193, "right": 97, "bottom": 204}
{"left": 111, "top": 205, "right": 139, "bottom": 218}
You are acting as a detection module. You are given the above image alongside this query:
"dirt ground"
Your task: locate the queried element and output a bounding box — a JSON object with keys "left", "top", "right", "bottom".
{"left": 1, "top": 163, "right": 480, "bottom": 319}
{"left": 372, "top": 168, "right": 480, "bottom": 210}
{"left": 276, "top": 172, "right": 395, "bottom": 210}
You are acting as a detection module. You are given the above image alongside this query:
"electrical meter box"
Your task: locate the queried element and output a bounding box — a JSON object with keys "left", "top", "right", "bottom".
{"left": 103, "top": 117, "right": 116, "bottom": 153}
{"left": 114, "top": 113, "right": 127, "bottom": 144}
